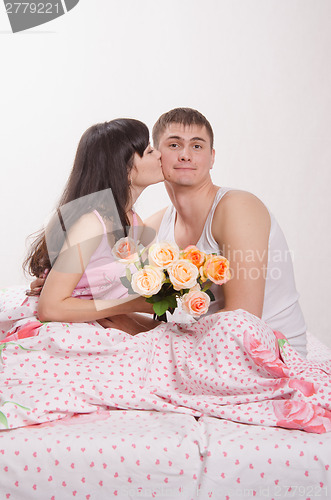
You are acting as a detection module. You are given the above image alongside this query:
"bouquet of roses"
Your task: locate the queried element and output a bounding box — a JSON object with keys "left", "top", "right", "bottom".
{"left": 114, "top": 239, "right": 231, "bottom": 320}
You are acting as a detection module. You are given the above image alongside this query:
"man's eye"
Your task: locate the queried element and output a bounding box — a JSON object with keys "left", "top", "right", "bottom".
{"left": 193, "top": 144, "right": 202, "bottom": 149}
{"left": 169, "top": 143, "right": 178, "bottom": 148}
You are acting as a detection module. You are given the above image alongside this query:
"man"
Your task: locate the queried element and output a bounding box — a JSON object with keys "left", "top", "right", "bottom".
{"left": 145, "top": 108, "right": 307, "bottom": 356}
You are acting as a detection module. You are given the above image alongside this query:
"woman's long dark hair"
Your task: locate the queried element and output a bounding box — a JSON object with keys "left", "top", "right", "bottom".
{"left": 24, "top": 119, "right": 149, "bottom": 278}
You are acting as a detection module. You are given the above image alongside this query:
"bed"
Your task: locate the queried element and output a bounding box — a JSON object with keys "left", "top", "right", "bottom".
{"left": 0, "top": 286, "right": 330, "bottom": 500}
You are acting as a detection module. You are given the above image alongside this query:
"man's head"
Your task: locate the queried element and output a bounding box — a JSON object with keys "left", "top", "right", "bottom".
{"left": 152, "top": 108, "right": 214, "bottom": 150}
{"left": 153, "top": 108, "right": 215, "bottom": 190}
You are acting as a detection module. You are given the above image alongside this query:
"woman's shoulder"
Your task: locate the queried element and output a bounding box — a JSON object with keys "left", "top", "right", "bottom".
{"left": 143, "top": 207, "right": 168, "bottom": 233}
{"left": 64, "top": 211, "right": 104, "bottom": 249}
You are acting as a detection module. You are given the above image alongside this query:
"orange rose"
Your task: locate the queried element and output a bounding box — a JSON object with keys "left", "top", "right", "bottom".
{"left": 148, "top": 241, "right": 180, "bottom": 268}
{"left": 167, "top": 259, "right": 199, "bottom": 291}
{"left": 200, "top": 255, "right": 231, "bottom": 285}
{"left": 131, "top": 266, "right": 165, "bottom": 297}
{"left": 182, "top": 290, "right": 210, "bottom": 316}
{"left": 181, "top": 245, "right": 206, "bottom": 268}
{"left": 112, "top": 237, "right": 138, "bottom": 263}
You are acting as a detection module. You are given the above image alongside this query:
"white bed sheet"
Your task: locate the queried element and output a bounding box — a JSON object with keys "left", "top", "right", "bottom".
{"left": 0, "top": 407, "right": 330, "bottom": 500}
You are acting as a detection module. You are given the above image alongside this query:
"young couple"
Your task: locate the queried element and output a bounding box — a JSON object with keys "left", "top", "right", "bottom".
{"left": 26, "top": 107, "right": 307, "bottom": 357}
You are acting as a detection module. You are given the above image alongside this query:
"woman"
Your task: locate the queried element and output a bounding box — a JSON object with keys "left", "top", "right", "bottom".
{"left": 24, "top": 119, "right": 163, "bottom": 333}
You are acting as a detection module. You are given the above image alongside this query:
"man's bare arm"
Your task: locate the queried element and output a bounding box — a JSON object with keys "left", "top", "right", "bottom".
{"left": 212, "top": 191, "right": 270, "bottom": 318}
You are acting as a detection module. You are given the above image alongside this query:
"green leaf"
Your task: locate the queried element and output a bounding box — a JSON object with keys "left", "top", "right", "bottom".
{"left": 125, "top": 267, "right": 132, "bottom": 282}
{"left": 278, "top": 338, "right": 289, "bottom": 359}
{"left": 120, "top": 277, "right": 135, "bottom": 294}
{"left": 152, "top": 295, "right": 178, "bottom": 316}
{"left": 3, "top": 400, "right": 30, "bottom": 411}
{"left": 120, "top": 276, "right": 131, "bottom": 287}
{"left": 278, "top": 338, "right": 288, "bottom": 349}
{"left": 145, "top": 296, "right": 158, "bottom": 304}
{"left": 0, "top": 343, "right": 36, "bottom": 365}
{"left": 166, "top": 294, "right": 177, "bottom": 309}
{"left": 0, "top": 411, "right": 8, "bottom": 429}
{"left": 6, "top": 342, "right": 36, "bottom": 352}
{"left": 201, "top": 281, "right": 212, "bottom": 292}
{"left": 16, "top": 343, "right": 35, "bottom": 352}
{"left": 0, "top": 346, "right": 5, "bottom": 364}
{"left": 205, "top": 289, "right": 215, "bottom": 301}
{"left": 153, "top": 299, "right": 170, "bottom": 317}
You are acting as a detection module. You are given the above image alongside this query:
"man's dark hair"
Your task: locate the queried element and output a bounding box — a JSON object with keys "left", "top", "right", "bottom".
{"left": 152, "top": 107, "right": 214, "bottom": 149}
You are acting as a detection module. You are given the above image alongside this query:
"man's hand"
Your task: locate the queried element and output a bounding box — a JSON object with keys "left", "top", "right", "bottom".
{"left": 97, "top": 313, "right": 160, "bottom": 335}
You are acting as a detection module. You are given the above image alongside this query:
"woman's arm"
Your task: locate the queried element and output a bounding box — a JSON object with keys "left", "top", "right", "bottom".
{"left": 38, "top": 213, "right": 154, "bottom": 323}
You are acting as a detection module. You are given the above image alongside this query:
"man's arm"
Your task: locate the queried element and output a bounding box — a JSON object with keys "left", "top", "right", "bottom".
{"left": 212, "top": 191, "right": 270, "bottom": 318}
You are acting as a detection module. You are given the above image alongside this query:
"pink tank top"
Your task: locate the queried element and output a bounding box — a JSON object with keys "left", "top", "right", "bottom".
{"left": 72, "top": 210, "right": 138, "bottom": 301}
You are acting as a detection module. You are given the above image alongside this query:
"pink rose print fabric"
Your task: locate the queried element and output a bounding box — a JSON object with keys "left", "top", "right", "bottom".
{"left": 1, "top": 287, "right": 331, "bottom": 434}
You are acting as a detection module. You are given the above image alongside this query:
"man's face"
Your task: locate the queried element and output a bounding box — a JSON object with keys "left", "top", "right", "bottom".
{"left": 157, "top": 123, "right": 215, "bottom": 188}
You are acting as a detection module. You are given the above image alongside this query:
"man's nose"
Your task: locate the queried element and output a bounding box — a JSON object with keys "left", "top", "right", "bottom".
{"left": 179, "top": 147, "right": 191, "bottom": 161}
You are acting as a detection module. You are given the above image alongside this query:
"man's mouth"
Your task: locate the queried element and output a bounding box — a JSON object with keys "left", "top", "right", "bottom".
{"left": 174, "top": 167, "right": 196, "bottom": 170}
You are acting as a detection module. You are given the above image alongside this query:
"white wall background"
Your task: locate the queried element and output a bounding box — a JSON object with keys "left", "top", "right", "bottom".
{"left": 1, "top": 0, "right": 330, "bottom": 345}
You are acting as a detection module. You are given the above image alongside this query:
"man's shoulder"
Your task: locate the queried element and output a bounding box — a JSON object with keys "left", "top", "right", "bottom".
{"left": 221, "top": 188, "right": 262, "bottom": 203}
{"left": 144, "top": 207, "right": 169, "bottom": 233}
{"left": 213, "top": 188, "right": 270, "bottom": 238}
{"left": 216, "top": 189, "right": 268, "bottom": 215}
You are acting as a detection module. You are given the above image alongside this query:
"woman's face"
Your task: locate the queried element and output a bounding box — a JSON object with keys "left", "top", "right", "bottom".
{"left": 130, "top": 144, "right": 163, "bottom": 191}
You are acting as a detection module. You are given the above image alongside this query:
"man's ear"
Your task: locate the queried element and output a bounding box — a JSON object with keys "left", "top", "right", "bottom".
{"left": 210, "top": 148, "right": 216, "bottom": 169}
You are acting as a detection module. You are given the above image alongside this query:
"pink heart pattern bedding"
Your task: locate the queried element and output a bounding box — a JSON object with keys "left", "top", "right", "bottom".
{"left": 1, "top": 288, "right": 331, "bottom": 433}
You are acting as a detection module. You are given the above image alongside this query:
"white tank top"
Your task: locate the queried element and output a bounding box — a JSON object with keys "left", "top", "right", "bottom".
{"left": 157, "top": 187, "right": 307, "bottom": 356}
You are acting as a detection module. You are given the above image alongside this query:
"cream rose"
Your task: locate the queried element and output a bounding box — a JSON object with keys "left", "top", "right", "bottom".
{"left": 112, "top": 237, "right": 138, "bottom": 263}
{"left": 200, "top": 255, "right": 231, "bottom": 285}
{"left": 167, "top": 259, "right": 199, "bottom": 291}
{"left": 131, "top": 266, "right": 165, "bottom": 297}
{"left": 182, "top": 290, "right": 210, "bottom": 316}
{"left": 148, "top": 241, "right": 180, "bottom": 268}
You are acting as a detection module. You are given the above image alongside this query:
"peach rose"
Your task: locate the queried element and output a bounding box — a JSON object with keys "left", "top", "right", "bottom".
{"left": 131, "top": 266, "right": 165, "bottom": 297}
{"left": 181, "top": 245, "right": 206, "bottom": 268}
{"left": 182, "top": 290, "right": 210, "bottom": 316}
{"left": 148, "top": 241, "right": 180, "bottom": 268}
{"left": 200, "top": 255, "right": 231, "bottom": 285}
{"left": 167, "top": 259, "right": 199, "bottom": 291}
{"left": 112, "top": 237, "right": 138, "bottom": 263}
